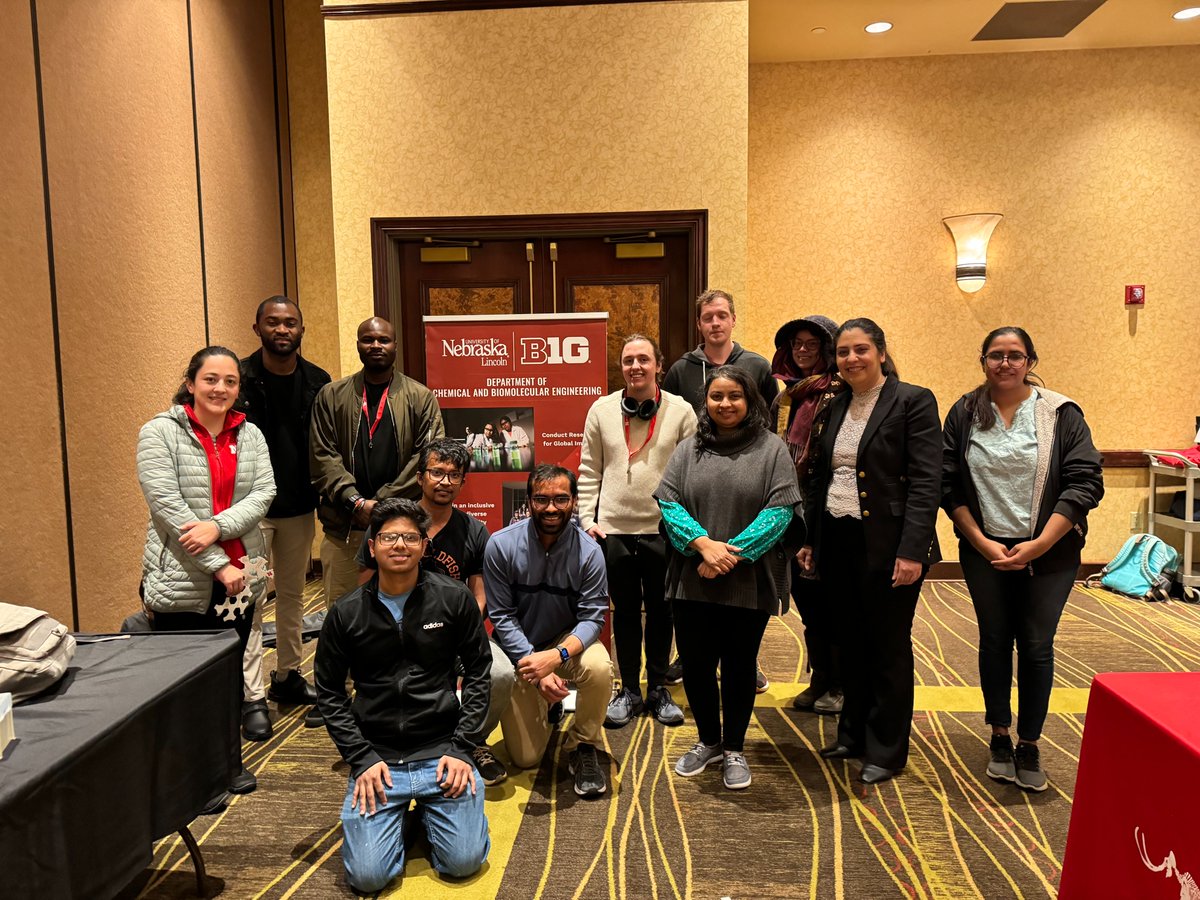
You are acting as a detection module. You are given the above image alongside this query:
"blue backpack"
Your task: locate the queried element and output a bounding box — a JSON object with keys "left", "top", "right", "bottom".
{"left": 1086, "top": 533, "right": 1180, "bottom": 602}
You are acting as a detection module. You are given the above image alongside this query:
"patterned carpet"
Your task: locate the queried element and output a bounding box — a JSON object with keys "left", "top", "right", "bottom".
{"left": 119, "top": 582, "right": 1200, "bottom": 899}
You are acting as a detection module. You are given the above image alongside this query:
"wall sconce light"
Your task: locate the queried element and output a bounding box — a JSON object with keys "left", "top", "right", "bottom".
{"left": 942, "top": 213, "right": 1003, "bottom": 293}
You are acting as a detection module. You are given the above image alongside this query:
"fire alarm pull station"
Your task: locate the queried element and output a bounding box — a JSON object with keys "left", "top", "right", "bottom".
{"left": 1125, "top": 285, "right": 1145, "bottom": 306}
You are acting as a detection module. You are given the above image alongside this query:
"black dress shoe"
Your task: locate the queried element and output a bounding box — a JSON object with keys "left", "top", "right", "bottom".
{"left": 860, "top": 764, "right": 897, "bottom": 785}
{"left": 819, "top": 743, "right": 861, "bottom": 760}
{"left": 242, "top": 700, "right": 273, "bottom": 742}
{"left": 303, "top": 707, "right": 325, "bottom": 728}
{"left": 199, "top": 791, "right": 230, "bottom": 815}
{"left": 268, "top": 669, "right": 319, "bottom": 705}
{"left": 229, "top": 765, "right": 257, "bottom": 794}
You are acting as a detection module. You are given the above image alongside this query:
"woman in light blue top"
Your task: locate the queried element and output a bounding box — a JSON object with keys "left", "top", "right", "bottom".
{"left": 942, "top": 327, "right": 1103, "bottom": 793}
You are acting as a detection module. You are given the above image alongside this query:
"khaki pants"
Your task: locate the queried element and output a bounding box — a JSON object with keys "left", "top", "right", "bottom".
{"left": 500, "top": 636, "right": 613, "bottom": 770}
{"left": 321, "top": 531, "right": 366, "bottom": 609}
{"left": 242, "top": 513, "right": 317, "bottom": 700}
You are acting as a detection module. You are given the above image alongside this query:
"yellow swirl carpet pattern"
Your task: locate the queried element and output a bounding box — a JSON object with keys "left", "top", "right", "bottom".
{"left": 119, "top": 583, "right": 1200, "bottom": 899}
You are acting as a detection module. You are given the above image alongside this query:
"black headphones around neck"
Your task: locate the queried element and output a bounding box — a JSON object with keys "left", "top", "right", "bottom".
{"left": 621, "top": 387, "right": 661, "bottom": 421}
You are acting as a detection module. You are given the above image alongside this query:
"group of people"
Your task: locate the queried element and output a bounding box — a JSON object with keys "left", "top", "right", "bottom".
{"left": 135, "top": 288, "right": 1103, "bottom": 892}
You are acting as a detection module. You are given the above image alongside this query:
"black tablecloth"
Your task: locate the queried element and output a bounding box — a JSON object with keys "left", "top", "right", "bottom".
{"left": 0, "top": 631, "right": 240, "bottom": 899}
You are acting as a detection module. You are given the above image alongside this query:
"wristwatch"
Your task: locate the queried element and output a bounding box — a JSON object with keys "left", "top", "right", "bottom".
{"left": 556, "top": 645, "right": 570, "bottom": 664}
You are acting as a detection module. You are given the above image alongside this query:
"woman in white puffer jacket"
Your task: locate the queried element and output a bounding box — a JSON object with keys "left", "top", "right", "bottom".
{"left": 136, "top": 345, "right": 275, "bottom": 804}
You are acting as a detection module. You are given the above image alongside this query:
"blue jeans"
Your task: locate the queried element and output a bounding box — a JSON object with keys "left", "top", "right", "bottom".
{"left": 960, "top": 541, "right": 1077, "bottom": 742}
{"left": 339, "top": 758, "right": 490, "bottom": 892}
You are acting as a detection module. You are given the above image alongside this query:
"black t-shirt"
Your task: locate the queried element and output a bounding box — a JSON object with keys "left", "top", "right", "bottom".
{"left": 354, "top": 379, "right": 399, "bottom": 499}
{"left": 260, "top": 369, "right": 317, "bottom": 517}
{"left": 358, "top": 508, "right": 490, "bottom": 583}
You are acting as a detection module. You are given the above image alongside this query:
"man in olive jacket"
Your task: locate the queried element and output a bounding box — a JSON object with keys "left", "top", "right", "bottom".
{"left": 310, "top": 317, "right": 444, "bottom": 608}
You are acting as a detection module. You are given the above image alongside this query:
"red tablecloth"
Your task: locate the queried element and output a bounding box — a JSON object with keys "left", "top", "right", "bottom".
{"left": 1060, "top": 673, "right": 1200, "bottom": 899}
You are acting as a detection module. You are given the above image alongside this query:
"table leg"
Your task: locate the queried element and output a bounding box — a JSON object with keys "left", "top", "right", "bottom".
{"left": 178, "top": 826, "right": 211, "bottom": 897}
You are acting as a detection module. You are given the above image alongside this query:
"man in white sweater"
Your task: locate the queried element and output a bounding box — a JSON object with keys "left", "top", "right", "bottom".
{"left": 577, "top": 335, "right": 697, "bottom": 727}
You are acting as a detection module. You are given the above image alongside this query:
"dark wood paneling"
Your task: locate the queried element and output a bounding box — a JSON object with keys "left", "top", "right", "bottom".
{"left": 1101, "top": 451, "right": 1149, "bottom": 468}
{"left": 322, "top": 0, "right": 692, "bottom": 18}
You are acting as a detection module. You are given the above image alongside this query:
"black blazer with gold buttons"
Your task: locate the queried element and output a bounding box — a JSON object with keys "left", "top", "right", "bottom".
{"left": 803, "top": 375, "right": 942, "bottom": 574}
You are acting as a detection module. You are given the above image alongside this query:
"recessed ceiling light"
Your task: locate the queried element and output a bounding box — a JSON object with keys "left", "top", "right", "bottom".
{"left": 1173, "top": 7, "right": 1200, "bottom": 20}
{"left": 811, "top": 26, "right": 827, "bottom": 34}
{"left": 864, "top": 21, "right": 893, "bottom": 34}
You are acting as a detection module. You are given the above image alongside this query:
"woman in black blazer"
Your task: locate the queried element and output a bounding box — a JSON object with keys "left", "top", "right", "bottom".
{"left": 798, "top": 318, "right": 941, "bottom": 784}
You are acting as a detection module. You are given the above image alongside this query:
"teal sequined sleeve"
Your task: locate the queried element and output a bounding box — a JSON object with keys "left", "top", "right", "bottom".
{"left": 729, "top": 506, "right": 794, "bottom": 562}
{"left": 657, "top": 501, "right": 706, "bottom": 556}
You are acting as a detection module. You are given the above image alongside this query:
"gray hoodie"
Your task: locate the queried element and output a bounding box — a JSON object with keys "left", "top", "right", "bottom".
{"left": 662, "top": 341, "right": 778, "bottom": 412}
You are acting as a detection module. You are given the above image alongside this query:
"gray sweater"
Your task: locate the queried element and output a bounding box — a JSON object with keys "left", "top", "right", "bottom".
{"left": 655, "top": 427, "right": 802, "bottom": 612}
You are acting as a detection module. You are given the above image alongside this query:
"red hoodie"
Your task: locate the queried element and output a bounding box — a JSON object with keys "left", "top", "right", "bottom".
{"left": 185, "top": 405, "right": 247, "bottom": 568}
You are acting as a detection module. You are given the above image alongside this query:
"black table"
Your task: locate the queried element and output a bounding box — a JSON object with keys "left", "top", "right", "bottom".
{"left": 0, "top": 632, "right": 240, "bottom": 899}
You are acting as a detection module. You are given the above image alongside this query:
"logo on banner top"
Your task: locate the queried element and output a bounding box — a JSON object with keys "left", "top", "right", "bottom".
{"left": 441, "top": 338, "right": 510, "bottom": 360}
{"left": 520, "top": 336, "right": 590, "bottom": 365}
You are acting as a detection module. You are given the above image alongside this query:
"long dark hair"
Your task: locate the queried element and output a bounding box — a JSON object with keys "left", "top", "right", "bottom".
{"left": 835, "top": 317, "right": 899, "bottom": 378}
{"left": 965, "top": 326, "right": 1043, "bottom": 431}
{"left": 695, "top": 365, "right": 769, "bottom": 450}
{"left": 172, "top": 346, "right": 240, "bottom": 406}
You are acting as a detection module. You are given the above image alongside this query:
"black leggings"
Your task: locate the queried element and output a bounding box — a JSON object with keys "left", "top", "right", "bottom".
{"left": 672, "top": 598, "right": 769, "bottom": 752}
{"left": 605, "top": 534, "right": 672, "bottom": 693}
{"left": 152, "top": 581, "right": 255, "bottom": 766}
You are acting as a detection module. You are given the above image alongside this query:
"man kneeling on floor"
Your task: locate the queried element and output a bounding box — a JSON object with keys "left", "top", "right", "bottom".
{"left": 484, "top": 464, "right": 613, "bottom": 798}
{"left": 316, "top": 498, "right": 491, "bottom": 892}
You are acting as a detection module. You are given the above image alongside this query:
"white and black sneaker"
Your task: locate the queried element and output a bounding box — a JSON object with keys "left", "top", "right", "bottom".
{"left": 472, "top": 743, "right": 508, "bottom": 786}
{"left": 605, "top": 688, "right": 644, "bottom": 728}
{"left": 664, "top": 655, "right": 683, "bottom": 685}
{"left": 646, "top": 687, "right": 684, "bottom": 726}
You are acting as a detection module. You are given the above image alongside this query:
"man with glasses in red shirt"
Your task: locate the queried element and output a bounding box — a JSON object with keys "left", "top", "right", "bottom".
{"left": 483, "top": 464, "right": 613, "bottom": 798}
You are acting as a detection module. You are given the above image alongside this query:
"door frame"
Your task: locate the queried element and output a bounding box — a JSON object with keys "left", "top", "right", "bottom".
{"left": 369, "top": 210, "right": 707, "bottom": 379}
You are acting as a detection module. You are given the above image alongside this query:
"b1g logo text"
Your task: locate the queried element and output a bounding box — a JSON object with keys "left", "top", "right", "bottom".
{"left": 520, "top": 336, "right": 590, "bottom": 365}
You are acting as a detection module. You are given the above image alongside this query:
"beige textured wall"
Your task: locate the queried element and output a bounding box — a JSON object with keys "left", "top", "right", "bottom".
{"left": 284, "top": 0, "right": 340, "bottom": 379}
{"left": 324, "top": 0, "right": 749, "bottom": 376}
{"left": 194, "top": 0, "right": 287, "bottom": 356}
{"left": 749, "top": 46, "right": 1200, "bottom": 562}
{"left": 2, "top": 2, "right": 290, "bottom": 629}
{"left": 0, "top": 3, "right": 73, "bottom": 624}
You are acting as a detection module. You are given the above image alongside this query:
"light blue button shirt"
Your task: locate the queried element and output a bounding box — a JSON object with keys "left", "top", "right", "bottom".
{"left": 966, "top": 390, "right": 1039, "bottom": 539}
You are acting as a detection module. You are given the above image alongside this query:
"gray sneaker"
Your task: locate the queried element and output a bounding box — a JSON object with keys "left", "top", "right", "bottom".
{"left": 813, "top": 689, "right": 844, "bottom": 715}
{"left": 646, "top": 687, "right": 685, "bottom": 726}
{"left": 755, "top": 666, "right": 770, "bottom": 694}
{"left": 604, "top": 688, "right": 644, "bottom": 728}
{"left": 723, "top": 751, "right": 752, "bottom": 790}
{"left": 986, "top": 734, "right": 1016, "bottom": 783}
{"left": 674, "top": 741, "right": 723, "bottom": 777}
{"left": 1014, "top": 742, "right": 1048, "bottom": 792}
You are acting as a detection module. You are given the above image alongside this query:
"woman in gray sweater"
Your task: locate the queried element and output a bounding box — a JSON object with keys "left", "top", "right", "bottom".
{"left": 655, "top": 366, "right": 803, "bottom": 790}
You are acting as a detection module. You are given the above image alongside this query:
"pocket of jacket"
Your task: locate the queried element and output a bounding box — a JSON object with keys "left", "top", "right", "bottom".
{"left": 890, "top": 500, "right": 906, "bottom": 517}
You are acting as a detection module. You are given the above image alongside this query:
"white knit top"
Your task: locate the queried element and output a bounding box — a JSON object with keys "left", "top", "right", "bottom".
{"left": 825, "top": 381, "right": 885, "bottom": 519}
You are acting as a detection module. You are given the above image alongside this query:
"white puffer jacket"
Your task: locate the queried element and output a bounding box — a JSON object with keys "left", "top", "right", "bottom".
{"left": 137, "top": 406, "right": 276, "bottom": 615}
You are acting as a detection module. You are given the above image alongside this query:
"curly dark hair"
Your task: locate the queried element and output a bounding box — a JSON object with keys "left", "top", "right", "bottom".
{"left": 694, "top": 365, "right": 769, "bottom": 451}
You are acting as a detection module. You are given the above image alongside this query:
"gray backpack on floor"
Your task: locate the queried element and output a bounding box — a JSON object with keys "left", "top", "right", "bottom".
{"left": 0, "top": 603, "right": 77, "bottom": 702}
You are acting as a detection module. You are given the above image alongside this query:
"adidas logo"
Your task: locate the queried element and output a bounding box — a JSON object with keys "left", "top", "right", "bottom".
{"left": 422, "top": 622, "right": 445, "bottom": 630}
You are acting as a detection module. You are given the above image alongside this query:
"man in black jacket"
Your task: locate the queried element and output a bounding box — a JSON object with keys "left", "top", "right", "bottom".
{"left": 239, "top": 296, "right": 331, "bottom": 739}
{"left": 315, "top": 498, "right": 491, "bottom": 891}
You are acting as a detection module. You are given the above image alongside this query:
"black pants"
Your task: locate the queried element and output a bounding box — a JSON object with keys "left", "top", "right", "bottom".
{"left": 672, "top": 598, "right": 769, "bottom": 752}
{"left": 821, "top": 514, "right": 922, "bottom": 771}
{"left": 152, "top": 581, "right": 255, "bottom": 768}
{"left": 960, "top": 540, "right": 1076, "bottom": 742}
{"left": 790, "top": 562, "right": 841, "bottom": 690}
{"left": 606, "top": 534, "right": 672, "bottom": 693}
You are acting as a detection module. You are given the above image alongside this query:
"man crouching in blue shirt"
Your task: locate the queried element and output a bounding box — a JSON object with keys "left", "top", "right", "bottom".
{"left": 316, "top": 498, "right": 491, "bottom": 892}
{"left": 484, "top": 464, "right": 613, "bottom": 798}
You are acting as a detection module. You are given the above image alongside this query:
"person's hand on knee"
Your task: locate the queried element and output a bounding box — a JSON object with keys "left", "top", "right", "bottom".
{"left": 436, "top": 755, "right": 477, "bottom": 798}
{"left": 353, "top": 761, "right": 392, "bottom": 815}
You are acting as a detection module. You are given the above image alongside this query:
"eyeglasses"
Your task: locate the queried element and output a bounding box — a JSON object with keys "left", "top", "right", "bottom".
{"left": 423, "top": 468, "right": 464, "bottom": 484}
{"left": 791, "top": 339, "right": 821, "bottom": 352}
{"left": 530, "top": 494, "right": 573, "bottom": 510}
{"left": 375, "top": 531, "right": 424, "bottom": 547}
{"left": 982, "top": 351, "right": 1029, "bottom": 368}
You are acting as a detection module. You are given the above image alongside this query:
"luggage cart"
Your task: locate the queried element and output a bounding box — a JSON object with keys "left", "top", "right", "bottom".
{"left": 1143, "top": 451, "right": 1200, "bottom": 601}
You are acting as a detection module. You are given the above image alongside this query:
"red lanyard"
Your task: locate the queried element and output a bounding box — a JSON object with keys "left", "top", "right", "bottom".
{"left": 624, "top": 410, "right": 658, "bottom": 460}
{"left": 361, "top": 383, "right": 390, "bottom": 449}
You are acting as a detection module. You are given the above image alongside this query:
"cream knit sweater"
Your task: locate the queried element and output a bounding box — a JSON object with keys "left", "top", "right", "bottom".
{"left": 577, "top": 389, "right": 697, "bottom": 535}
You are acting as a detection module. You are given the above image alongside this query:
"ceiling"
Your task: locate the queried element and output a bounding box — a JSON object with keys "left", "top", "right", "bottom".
{"left": 749, "top": 0, "right": 1200, "bottom": 63}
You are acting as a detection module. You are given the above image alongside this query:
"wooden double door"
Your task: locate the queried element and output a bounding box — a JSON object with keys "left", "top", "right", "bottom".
{"left": 370, "top": 211, "right": 707, "bottom": 391}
